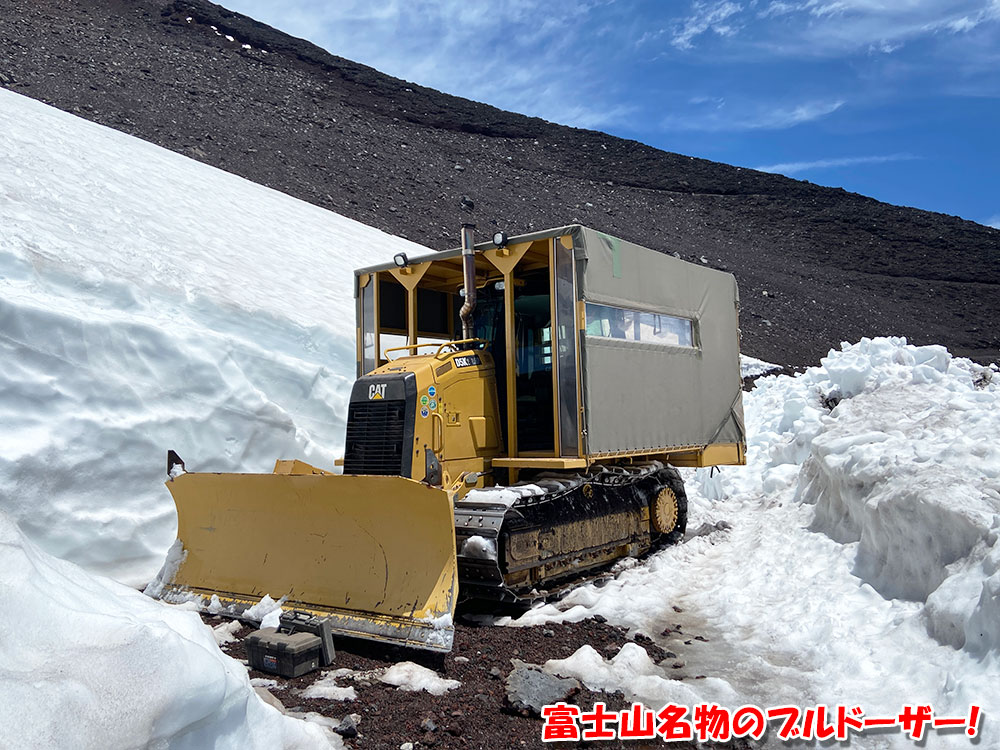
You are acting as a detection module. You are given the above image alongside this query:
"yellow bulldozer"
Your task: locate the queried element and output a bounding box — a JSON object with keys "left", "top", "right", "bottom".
{"left": 153, "top": 224, "right": 746, "bottom": 652}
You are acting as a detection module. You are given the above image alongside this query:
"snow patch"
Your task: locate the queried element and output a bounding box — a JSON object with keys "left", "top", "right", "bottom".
{"left": 379, "top": 662, "right": 460, "bottom": 695}
{"left": 244, "top": 594, "right": 285, "bottom": 628}
{"left": 463, "top": 483, "right": 545, "bottom": 507}
{"left": 213, "top": 619, "right": 242, "bottom": 645}
{"left": 419, "top": 611, "right": 455, "bottom": 650}
{"left": 740, "top": 354, "right": 782, "bottom": 378}
{"left": 459, "top": 534, "right": 497, "bottom": 560}
{"left": 300, "top": 669, "right": 358, "bottom": 702}
{"left": 544, "top": 644, "right": 736, "bottom": 708}
{"left": 141, "top": 538, "right": 186, "bottom": 598}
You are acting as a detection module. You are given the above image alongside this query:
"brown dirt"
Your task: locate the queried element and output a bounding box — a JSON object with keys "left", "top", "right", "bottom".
{"left": 209, "top": 612, "right": 751, "bottom": 749}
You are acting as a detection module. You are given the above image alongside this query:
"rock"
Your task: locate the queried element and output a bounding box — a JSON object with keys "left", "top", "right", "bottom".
{"left": 542, "top": 629, "right": 555, "bottom": 637}
{"left": 400, "top": 743, "right": 414, "bottom": 750}
{"left": 504, "top": 660, "right": 581, "bottom": 716}
{"left": 253, "top": 686, "right": 285, "bottom": 713}
{"left": 453, "top": 656, "right": 469, "bottom": 663}
{"left": 333, "top": 715, "right": 359, "bottom": 739}
{"left": 489, "top": 667, "right": 502, "bottom": 678}
{"left": 420, "top": 717, "right": 438, "bottom": 732}
{"left": 592, "top": 614, "right": 607, "bottom": 623}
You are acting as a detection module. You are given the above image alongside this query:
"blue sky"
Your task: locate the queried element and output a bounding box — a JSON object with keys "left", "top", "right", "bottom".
{"left": 223, "top": 0, "right": 999, "bottom": 228}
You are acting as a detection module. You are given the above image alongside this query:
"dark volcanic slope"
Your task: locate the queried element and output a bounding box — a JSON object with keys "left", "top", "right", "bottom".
{"left": 1, "top": 0, "right": 998, "bottom": 366}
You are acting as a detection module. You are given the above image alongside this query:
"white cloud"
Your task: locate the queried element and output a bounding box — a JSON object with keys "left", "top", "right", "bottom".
{"left": 672, "top": 0, "right": 1000, "bottom": 57}
{"left": 985, "top": 215, "right": 1000, "bottom": 229}
{"left": 635, "top": 28, "right": 666, "bottom": 47}
{"left": 755, "top": 0, "right": 1000, "bottom": 55}
{"left": 689, "top": 95, "right": 726, "bottom": 106}
{"left": 664, "top": 98, "right": 845, "bottom": 131}
{"left": 868, "top": 40, "right": 903, "bottom": 54}
{"left": 753, "top": 153, "right": 919, "bottom": 175}
{"left": 672, "top": 1, "right": 744, "bottom": 49}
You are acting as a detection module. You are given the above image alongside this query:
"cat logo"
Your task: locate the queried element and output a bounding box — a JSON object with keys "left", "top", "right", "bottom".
{"left": 368, "top": 383, "right": 387, "bottom": 400}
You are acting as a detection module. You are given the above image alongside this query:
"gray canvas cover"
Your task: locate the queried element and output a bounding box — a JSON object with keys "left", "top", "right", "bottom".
{"left": 571, "top": 226, "right": 744, "bottom": 456}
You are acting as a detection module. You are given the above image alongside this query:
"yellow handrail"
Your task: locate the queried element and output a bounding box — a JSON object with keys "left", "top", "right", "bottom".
{"left": 431, "top": 411, "right": 445, "bottom": 453}
{"left": 383, "top": 339, "right": 487, "bottom": 361}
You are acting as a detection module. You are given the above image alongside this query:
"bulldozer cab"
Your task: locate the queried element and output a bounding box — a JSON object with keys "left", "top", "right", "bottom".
{"left": 355, "top": 232, "right": 587, "bottom": 480}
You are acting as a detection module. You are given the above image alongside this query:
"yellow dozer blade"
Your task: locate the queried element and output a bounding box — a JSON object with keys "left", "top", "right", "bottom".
{"left": 158, "top": 466, "right": 458, "bottom": 651}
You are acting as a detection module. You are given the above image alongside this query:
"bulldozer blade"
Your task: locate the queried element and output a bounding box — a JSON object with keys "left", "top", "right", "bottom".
{"left": 158, "top": 471, "right": 458, "bottom": 651}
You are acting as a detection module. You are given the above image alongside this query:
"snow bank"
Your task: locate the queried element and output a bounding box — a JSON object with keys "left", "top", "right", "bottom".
{"left": 0, "top": 511, "right": 335, "bottom": 749}
{"left": 0, "top": 88, "right": 428, "bottom": 584}
{"left": 511, "top": 337, "right": 999, "bottom": 748}
{"left": 788, "top": 340, "right": 1000, "bottom": 654}
{"left": 379, "top": 662, "right": 460, "bottom": 695}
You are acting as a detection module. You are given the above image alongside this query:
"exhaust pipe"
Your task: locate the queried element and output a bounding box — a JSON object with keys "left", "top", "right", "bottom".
{"left": 459, "top": 223, "right": 476, "bottom": 340}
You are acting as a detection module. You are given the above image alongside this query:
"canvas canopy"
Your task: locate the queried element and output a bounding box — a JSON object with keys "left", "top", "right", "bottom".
{"left": 567, "top": 226, "right": 744, "bottom": 456}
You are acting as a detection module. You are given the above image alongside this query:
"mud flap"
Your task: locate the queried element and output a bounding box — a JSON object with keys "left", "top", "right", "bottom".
{"left": 157, "top": 469, "right": 458, "bottom": 651}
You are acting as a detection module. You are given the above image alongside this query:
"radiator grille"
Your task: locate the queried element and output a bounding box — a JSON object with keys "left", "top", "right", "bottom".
{"left": 343, "top": 399, "right": 408, "bottom": 476}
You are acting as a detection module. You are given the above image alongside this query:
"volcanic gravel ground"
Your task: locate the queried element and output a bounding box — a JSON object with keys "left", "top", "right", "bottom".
{"left": 209, "top": 612, "right": 752, "bottom": 750}
{"left": 2, "top": 0, "right": 998, "bottom": 368}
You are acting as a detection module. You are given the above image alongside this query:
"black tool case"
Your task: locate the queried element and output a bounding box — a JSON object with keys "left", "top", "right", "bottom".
{"left": 246, "top": 628, "right": 323, "bottom": 678}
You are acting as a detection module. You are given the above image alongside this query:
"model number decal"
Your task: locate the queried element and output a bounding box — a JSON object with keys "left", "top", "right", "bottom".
{"left": 368, "top": 383, "right": 387, "bottom": 400}
{"left": 454, "top": 355, "right": 481, "bottom": 368}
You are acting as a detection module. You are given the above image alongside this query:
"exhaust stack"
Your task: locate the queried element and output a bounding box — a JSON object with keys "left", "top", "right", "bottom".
{"left": 459, "top": 222, "right": 476, "bottom": 340}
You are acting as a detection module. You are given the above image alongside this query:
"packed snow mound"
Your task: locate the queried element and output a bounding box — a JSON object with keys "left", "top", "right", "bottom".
{"left": 707, "top": 337, "right": 1000, "bottom": 657}
{"left": 511, "top": 337, "right": 999, "bottom": 748}
{"left": 792, "top": 340, "right": 1000, "bottom": 649}
{"left": 0, "top": 511, "right": 336, "bottom": 749}
{"left": 0, "top": 88, "right": 428, "bottom": 584}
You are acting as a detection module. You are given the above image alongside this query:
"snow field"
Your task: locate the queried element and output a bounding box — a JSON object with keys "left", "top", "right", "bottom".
{"left": 0, "top": 87, "right": 428, "bottom": 585}
{"left": 515, "top": 337, "right": 1000, "bottom": 748}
